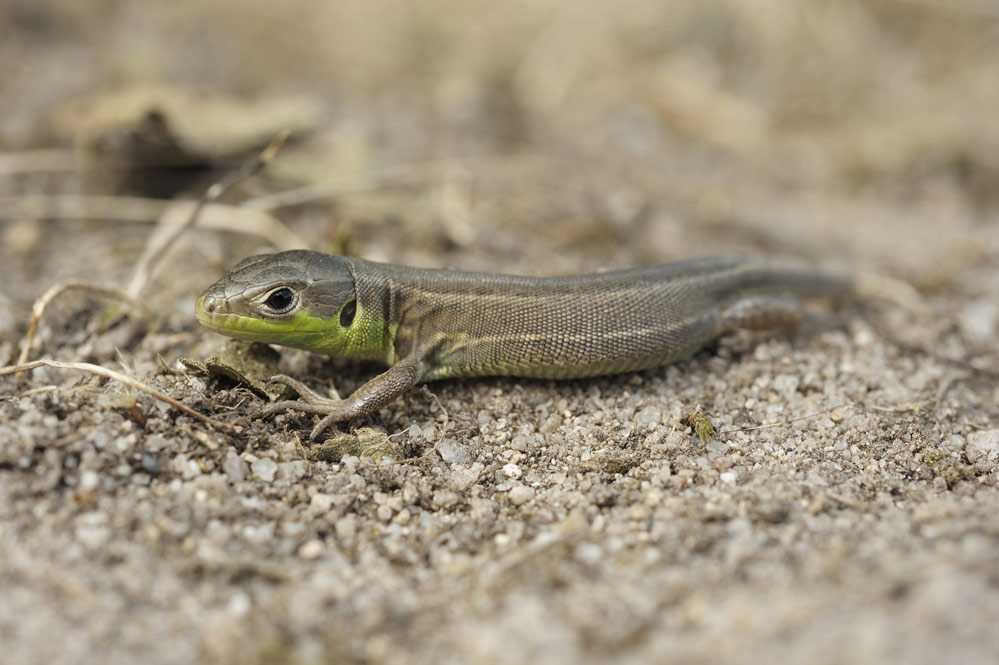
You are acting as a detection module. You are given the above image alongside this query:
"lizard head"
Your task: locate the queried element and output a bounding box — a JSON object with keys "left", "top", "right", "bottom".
{"left": 195, "top": 250, "right": 389, "bottom": 360}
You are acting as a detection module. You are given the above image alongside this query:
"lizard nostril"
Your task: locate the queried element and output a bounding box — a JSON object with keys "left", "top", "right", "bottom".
{"left": 205, "top": 302, "right": 217, "bottom": 313}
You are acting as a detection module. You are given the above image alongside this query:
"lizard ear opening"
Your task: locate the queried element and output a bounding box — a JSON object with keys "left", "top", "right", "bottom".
{"left": 339, "top": 298, "right": 357, "bottom": 328}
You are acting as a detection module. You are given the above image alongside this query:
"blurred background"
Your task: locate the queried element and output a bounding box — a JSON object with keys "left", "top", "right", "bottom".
{"left": 2, "top": 0, "right": 997, "bottom": 286}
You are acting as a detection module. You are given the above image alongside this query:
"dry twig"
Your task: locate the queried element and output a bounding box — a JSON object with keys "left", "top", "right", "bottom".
{"left": 126, "top": 129, "right": 291, "bottom": 297}
{"left": 0, "top": 359, "right": 237, "bottom": 434}
{"left": 0, "top": 149, "right": 81, "bottom": 174}
{"left": 718, "top": 402, "right": 854, "bottom": 435}
{"left": 0, "top": 195, "right": 304, "bottom": 252}
{"left": 16, "top": 280, "right": 142, "bottom": 368}
{"left": 7, "top": 131, "right": 294, "bottom": 437}
{"left": 240, "top": 158, "right": 468, "bottom": 211}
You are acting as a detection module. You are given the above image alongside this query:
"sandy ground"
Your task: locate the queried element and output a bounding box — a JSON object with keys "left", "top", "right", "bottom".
{"left": 1, "top": 2, "right": 998, "bottom": 664}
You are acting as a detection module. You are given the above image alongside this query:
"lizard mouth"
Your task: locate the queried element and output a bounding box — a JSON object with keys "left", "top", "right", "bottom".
{"left": 195, "top": 300, "right": 270, "bottom": 338}
{"left": 194, "top": 294, "right": 256, "bottom": 337}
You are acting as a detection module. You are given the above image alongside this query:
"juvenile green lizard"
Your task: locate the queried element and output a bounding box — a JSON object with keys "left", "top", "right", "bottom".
{"left": 195, "top": 250, "right": 849, "bottom": 439}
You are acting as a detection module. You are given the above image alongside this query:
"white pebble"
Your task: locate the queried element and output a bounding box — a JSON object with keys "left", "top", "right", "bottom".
{"left": 643, "top": 489, "right": 663, "bottom": 507}
{"left": 227, "top": 592, "right": 251, "bottom": 616}
{"left": 449, "top": 463, "right": 483, "bottom": 491}
{"left": 510, "top": 434, "right": 531, "bottom": 451}
{"left": 432, "top": 490, "right": 460, "bottom": 508}
{"left": 251, "top": 458, "right": 278, "bottom": 482}
{"left": 508, "top": 485, "right": 535, "bottom": 506}
{"left": 635, "top": 405, "right": 662, "bottom": 427}
{"left": 223, "top": 455, "right": 248, "bottom": 482}
{"left": 182, "top": 459, "right": 202, "bottom": 479}
{"left": 310, "top": 493, "right": 334, "bottom": 513}
{"left": 502, "top": 463, "right": 522, "bottom": 479}
{"left": 242, "top": 523, "right": 275, "bottom": 546}
{"left": 959, "top": 300, "right": 998, "bottom": 347}
{"left": 437, "top": 439, "right": 470, "bottom": 464}
{"left": 298, "top": 539, "right": 324, "bottom": 560}
{"left": 75, "top": 524, "right": 111, "bottom": 549}
{"left": 277, "top": 460, "right": 309, "bottom": 481}
{"left": 574, "top": 542, "right": 603, "bottom": 566}
{"left": 335, "top": 517, "right": 356, "bottom": 541}
{"left": 422, "top": 424, "right": 436, "bottom": 442}
{"left": 628, "top": 504, "right": 650, "bottom": 521}
{"left": 341, "top": 456, "right": 359, "bottom": 474}
{"left": 78, "top": 470, "right": 100, "bottom": 492}
{"left": 966, "top": 429, "right": 999, "bottom": 471}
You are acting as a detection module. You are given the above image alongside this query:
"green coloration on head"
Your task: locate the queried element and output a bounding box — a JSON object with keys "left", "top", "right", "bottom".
{"left": 195, "top": 251, "right": 396, "bottom": 365}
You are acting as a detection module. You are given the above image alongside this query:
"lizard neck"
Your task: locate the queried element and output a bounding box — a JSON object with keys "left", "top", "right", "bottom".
{"left": 349, "top": 258, "right": 405, "bottom": 366}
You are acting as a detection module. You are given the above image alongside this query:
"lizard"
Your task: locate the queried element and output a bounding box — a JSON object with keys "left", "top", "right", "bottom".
{"left": 195, "top": 250, "right": 850, "bottom": 439}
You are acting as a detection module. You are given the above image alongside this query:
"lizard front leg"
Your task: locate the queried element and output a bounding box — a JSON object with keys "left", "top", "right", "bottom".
{"left": 261, "top": 356, "right": 423, "bottom": 440}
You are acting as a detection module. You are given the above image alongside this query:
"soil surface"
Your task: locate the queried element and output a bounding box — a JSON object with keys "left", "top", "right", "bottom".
{"left": 1, "top": 2, "right": 997, "bottom": 664}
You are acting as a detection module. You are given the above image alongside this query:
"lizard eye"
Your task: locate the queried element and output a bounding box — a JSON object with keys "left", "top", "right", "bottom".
{"left": 339, "top": 298, "right": 356, "bottom": 327}
{"left": 263, "top": 287, "right": 297, "bottom": 313}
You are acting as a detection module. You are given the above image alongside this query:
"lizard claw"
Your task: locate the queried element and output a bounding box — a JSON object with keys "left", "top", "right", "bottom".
{"left": 309, "top": 414, "right": 340, "bottom": 441}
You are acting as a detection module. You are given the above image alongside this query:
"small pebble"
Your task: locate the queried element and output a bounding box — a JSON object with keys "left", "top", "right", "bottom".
{"left": 449, "top": 463, "right": 483, "bottom": 491}
{"left": 335, "top": 517, "right": 356, "bottom": 541}
{"left": 310, "top": 493, "right": 334, "bottom": 513}
{"left": 75, "top": 519, "right": 111, "bottom": 550}
{"left": 223, "top": 455, "right": 248, "bottom": 482}
{"left": 508, "top": 485, "right": 535, "bottom": 506}
{"left": 227, "top": 592, "right": 251, "bottom": 616}
{"left": 278, "top": 461, "right": 309, "bottom": 481}
{"left": 298, "top": 539, "right": 324, "bottom": 560}
{"left": 251, "top": 458, "right": 278, "bottom": 483}
{"left": 141, "top": 455, "right": 160, "bottom": 476}
{"left": 75, "top": 526, "right": 111, "bottom": 549}
{"left": 510, "top": 434, "right": 531, "bottom": 451}
{"left": 966, "top": 429, "right": 999, "bottom": 471}
{"left": 628, "top": 504, "right": 650, "bottom": 521}
{"left": 432, "top": 490, "right": 460, "bottom": 508}
{"left": 707, "top": 439, "right": 728, "bottom": 455}
{"left": 635, "top": 405, "right": 662, "bottom": 428}
{"left": 182, "top": 459, "right": 202, "bottom": 479}
{"left": 643, "top": 489, "right": 663, "bottom": 507}
{"left": 502, "top": 463, "right": 522, "bottom": 479}
{"left": 959, "top": 299, "right": 998, "bottom": 347}
{"left": 242, "top": 523, "right": 275, "bottom": 546}
{"left": 402, "top": 482, "right": 420, "bottom": 505}
{"left": 341, "top": 456, "right": 359, "bottom": 474}
{"left": 437, "top": 439, "right": 470, "bottom": 464}
{"left": 78, "top": 470, "right": 100, "bottom": 492}
{"left": 574, "top": 542, "right": 603, "bottom": 566}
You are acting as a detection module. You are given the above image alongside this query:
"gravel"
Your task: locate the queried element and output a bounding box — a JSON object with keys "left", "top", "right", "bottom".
{"left": 1, "top": 4, "right": 998, "bottom": 663}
